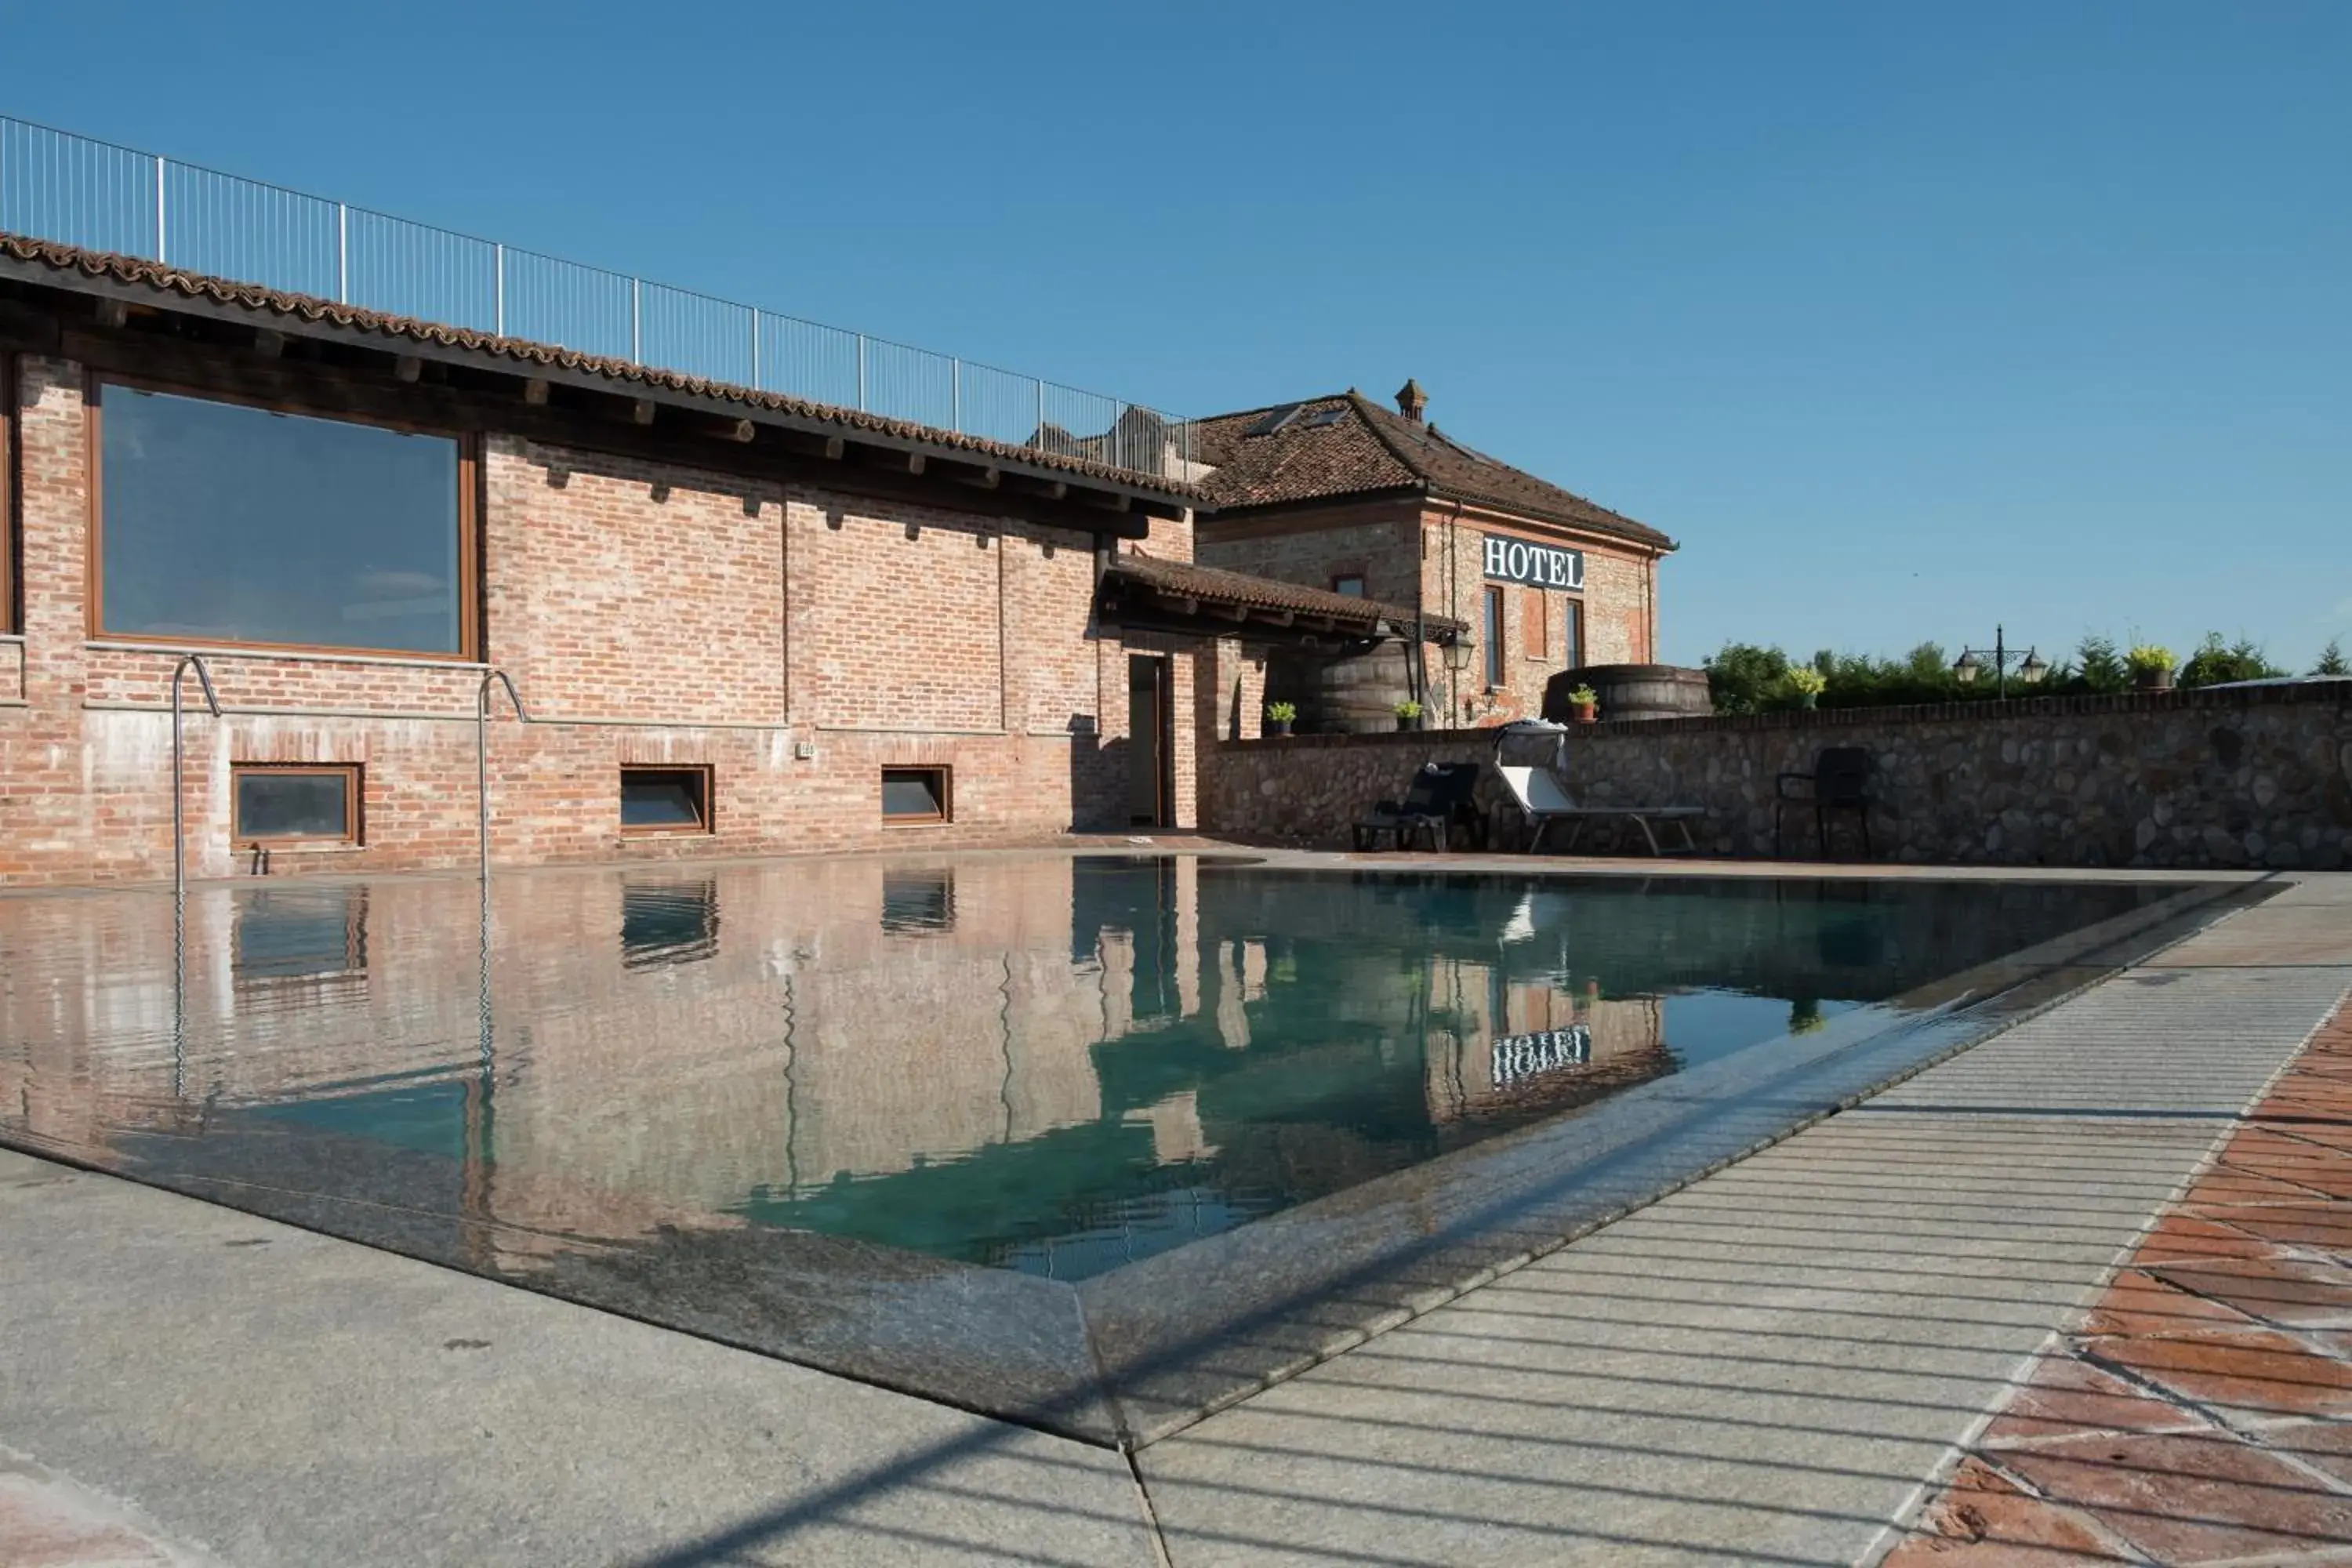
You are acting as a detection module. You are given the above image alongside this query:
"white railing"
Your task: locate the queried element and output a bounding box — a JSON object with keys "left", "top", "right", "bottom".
{"left": 0, "top": 114, "right": 1195, "bottom": 479}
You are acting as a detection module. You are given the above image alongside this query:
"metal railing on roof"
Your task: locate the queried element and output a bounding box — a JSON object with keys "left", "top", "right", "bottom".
{"left": 0, "top": 113, "right": 1195, "bottom": 481}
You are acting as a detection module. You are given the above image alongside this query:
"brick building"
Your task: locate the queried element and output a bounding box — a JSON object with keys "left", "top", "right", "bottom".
{"left": 1193, "top": 381, "right": 1677, "bottom": 728}
{"left": 0, "top": 233, "right": 1449, "bottom": 886}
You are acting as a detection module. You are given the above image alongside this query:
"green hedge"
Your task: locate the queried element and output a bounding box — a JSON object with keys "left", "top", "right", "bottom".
{"left": 1701, "top": 633, "right": 2318, "bottom": 716}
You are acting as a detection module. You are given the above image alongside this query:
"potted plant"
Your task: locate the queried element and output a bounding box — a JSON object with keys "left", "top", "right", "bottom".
{"left": 1264, "top": 700, "right": 1297, "bottom": 738}
{"left": 1565, "top": 684, "right": 1599, "bottom": 724}
{"left": 1787, "top": 666, "right": 1827, "bottom": 710}
{"left": 2129, "top": 644, "right": 2175, "bottom": 691}
{"left": 1392, "top": 699, "right": 1424, "bottom": 732}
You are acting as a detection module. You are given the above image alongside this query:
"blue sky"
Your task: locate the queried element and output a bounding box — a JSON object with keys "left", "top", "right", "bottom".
{"left": 7, "top": 1, "right": 2346, "bottom": 667}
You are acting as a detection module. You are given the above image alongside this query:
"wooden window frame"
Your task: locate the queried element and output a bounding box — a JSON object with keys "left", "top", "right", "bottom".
{"left": 881, "top": 764, "right": 953, "bottom": 826}
{"left": 230, "top": 763, "right": 363, "bottom": 845}
{"left": 1482, "top": 586, "right": 1505, "bottom": 690}
{"left": 84, "top": 373, "right": 481, "bottom": 662}
{"left": 620, "top": 764, "right": 715, "bottom": 836}
{"left": 2, "top": 354, "right": 16, "bottom": 635}
{"left": 1563, "top": 596, "right": 1585, "bottom": 671}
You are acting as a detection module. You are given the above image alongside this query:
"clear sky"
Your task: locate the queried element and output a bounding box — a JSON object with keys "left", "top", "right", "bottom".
{"left": 7, "top": 2, "right": 2346, "bottom": 668}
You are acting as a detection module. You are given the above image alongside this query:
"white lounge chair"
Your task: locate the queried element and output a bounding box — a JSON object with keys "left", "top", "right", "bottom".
{"left": 1492, "top": 720, "right": 1704, "bottom": 857}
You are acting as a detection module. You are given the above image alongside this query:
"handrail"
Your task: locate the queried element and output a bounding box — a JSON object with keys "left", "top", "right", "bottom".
{"left": 170, "top": 654, "right": 222, "bottom": 899}
{"left": 477, "top": 670, "right": 530, "bottom": 881}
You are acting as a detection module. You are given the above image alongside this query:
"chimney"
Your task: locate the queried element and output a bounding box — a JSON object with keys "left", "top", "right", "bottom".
{"left": 1395, "top": 378, "right": 1428, "bottom": 423}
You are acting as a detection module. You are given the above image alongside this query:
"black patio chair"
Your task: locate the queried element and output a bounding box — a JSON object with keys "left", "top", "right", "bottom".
{"left": 1775, "top": 747, "right": 1876, "bottom": 859}
{"left": 1355, "top": 762, "right": 1486, "bottom": 852}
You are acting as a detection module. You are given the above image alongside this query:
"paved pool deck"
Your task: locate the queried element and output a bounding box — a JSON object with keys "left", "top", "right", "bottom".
{"left": 4, "top": 859, "right": 2350, "bottom": 1567}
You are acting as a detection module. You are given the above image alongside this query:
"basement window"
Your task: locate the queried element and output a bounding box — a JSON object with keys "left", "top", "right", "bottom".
{"left": 621, "top": 767, "right": 713, "bottom": 833}
{"left": 231, "top": 764, "right": 361, "bottom": 844}
{"left": 882, "top": 767, "right": 951, "bottom": 825}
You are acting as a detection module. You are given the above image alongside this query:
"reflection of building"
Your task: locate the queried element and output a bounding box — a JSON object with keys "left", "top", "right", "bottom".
{"left": 1419, "top": 957, "right": 1672, "bottom": 1124}
{"left": 0, "top": 859, "right": 2161, "bottom": 1276}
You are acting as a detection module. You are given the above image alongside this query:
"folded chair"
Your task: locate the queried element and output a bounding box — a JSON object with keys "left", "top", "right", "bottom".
{"left": 1354, "top": 762, "right": 1485, "bottom": 851}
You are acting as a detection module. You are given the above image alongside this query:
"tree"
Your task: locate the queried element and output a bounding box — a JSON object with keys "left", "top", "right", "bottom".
{"left": 2178, "top": 633, "right": 2286, "bottom": 688}
{"left": 2075, "top": 635, "right": 2129, "bottom": 695}
{"left": 1703, "top": 643, "right": 1791, "bottom": 713}
{"left": 2314, "top": 640, "right": 2350, "bottom": 677}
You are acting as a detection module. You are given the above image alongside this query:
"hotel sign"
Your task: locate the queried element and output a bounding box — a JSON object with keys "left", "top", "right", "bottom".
{"left": 1483, "top": 535, "right": 1584, "bottom": 591}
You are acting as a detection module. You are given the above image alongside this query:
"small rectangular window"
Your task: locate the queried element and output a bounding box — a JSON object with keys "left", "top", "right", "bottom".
{"left": 1523, "top": 587, "right": 1547, "bottom": 658}
{"left": 620, "top": 766, "right": 712, "bottom": 833}
{"left": 1563, "top": 598, "right": 1585, "bottom": 672}
{"left": 882, "top": 766, "right": 951, "bottom": 824}
{"left": 1330, "top": 575, "right": 1366, "bottom": 598}
{"left": 231, "top": 764, "right": 360, "bottom": 843}
{"left": 1483, "top": 587, "right": 1504, "bottom": 690}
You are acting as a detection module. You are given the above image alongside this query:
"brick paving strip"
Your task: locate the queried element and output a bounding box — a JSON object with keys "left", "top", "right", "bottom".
{"left": 1886, "top": 1000, "right": 2352, "bottom": 1564}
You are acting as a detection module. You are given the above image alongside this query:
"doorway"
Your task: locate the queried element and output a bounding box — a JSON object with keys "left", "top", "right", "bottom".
{"left": 1127, "top": 655, "right": 1172, "bottom": 828}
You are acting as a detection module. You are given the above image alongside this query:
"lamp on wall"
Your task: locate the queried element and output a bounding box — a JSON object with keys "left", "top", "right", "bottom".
{"left": 1441, "top": 638, "right": 1474, "bottom": 673}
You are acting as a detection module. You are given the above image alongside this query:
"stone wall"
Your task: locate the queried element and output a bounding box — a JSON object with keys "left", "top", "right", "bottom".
{"left": 1200, "top": 682, "right": 2352, "bottom": 870}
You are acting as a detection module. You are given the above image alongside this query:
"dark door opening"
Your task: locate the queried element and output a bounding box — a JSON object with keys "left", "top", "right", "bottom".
{"left": 1127, "top": 655, "right": 1172, "bottom": 828}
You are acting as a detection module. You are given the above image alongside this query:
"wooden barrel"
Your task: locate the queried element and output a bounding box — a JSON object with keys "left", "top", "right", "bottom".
{"left": 1268, "top": 644, "right": 1418, "bottom": 734}
{"left": 1544, "top": 663, "right": 1712, "bottom": 723}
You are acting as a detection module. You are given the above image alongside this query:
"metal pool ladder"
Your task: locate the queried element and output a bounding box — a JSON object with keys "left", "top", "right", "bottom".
{"left": 477, "top": 670, "right": 530, "bottom": 880}
{"left": 169, "top": 654, "right": 222, "bottom": 900}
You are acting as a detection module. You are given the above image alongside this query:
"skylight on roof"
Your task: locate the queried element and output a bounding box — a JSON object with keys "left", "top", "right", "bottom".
{"left": 1243, "top": 405, "right": 1303, "bottom": 437}
{"left": 1300, "top": 407, "right": 1348, "bottom": 429}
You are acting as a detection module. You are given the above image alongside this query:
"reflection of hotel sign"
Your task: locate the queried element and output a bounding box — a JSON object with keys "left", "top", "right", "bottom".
{"left": 1483, "top": 535, "right": 1584, "bottom": 591}
{"left": 1491, "top": 1025, "right": 1592, "bottom": 1089}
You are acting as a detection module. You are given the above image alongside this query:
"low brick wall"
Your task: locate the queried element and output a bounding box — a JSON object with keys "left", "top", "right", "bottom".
{"left": 1200, "top": 682, "right": 2352, "bottom": 869}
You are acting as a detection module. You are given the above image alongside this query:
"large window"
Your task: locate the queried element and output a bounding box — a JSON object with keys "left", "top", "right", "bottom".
{"left": 1563, "top": 597, "right": 1584, "bottom": 671}
{"left": 95, "top": 383, "right": 470, "bottom": 656}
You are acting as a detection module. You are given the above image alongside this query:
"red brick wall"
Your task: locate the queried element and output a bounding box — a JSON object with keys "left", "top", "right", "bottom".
{"left": 0, "top": 353, "right": 1199, "bottom": 885}
{"left": 1195, "top": 497, "right": 1664, "bottom": 731}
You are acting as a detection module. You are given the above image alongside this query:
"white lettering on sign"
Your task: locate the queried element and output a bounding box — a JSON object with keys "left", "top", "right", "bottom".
{"left": 1483, "top": 534, "right": 1584, "bottom": 590}
{"left": 1490, "top": 1025, "right": 1593, "bottom": 1089}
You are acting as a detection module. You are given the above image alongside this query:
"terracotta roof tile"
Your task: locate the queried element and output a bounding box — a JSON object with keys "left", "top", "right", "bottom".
{"left": 1102, "top": 553, "right": 1464, "bottom": 633}
{"left": 1193, "top": 390, "right": 1673, "bottom": 551}
{"left": 0, "top": 230, "right": 1199, "bottom": 499}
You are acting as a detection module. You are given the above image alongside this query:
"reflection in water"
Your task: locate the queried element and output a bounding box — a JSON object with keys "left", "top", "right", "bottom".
{"left": 880, "top": 869, "right": 954, "bottom": 936}
{"left": 234, "top": 887, "right": 368, "bottom": 985}
{"left": 0, "top": 861, "right": 2177, "bottom": 1282}
{"left": 619, "top": 881, "right": 719, "bottom": 969}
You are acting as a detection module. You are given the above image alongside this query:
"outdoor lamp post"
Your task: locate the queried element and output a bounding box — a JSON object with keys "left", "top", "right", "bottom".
{"left": 1952, "top": 626, "right": 2048, "bottom": 699}
{"left": 1441, "top": 638, "right": 1475, "bottom": 725}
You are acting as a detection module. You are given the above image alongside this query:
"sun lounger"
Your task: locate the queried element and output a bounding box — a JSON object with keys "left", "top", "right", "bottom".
{"left": 1491, "top": 720, "right": 1704, "bottom": 857}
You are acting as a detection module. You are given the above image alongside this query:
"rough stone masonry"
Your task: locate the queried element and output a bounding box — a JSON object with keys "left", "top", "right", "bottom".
{"left": 1200, "top": 681, "right": 2352, "bottom": 869}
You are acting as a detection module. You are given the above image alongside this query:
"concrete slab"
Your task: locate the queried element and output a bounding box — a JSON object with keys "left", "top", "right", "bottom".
{"left": 1138, "top": 965, "right": 2352, "bottom": 1566}
{"left": 0, "top": 1151, "right": 1157, "bottom": 1568}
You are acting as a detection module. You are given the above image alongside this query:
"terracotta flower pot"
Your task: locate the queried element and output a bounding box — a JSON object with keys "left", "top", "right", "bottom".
{"left": 1571, "top": 702, "right": 1598, "bottom": 724}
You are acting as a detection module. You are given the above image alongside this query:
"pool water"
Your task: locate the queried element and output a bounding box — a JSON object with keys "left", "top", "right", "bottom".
{"left": 0, "top": 855, "right": 2176, "bottom": 1283}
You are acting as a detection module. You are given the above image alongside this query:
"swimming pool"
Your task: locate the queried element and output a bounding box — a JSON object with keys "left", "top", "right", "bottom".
{"left": 0, "top": 853, "right": 2247, "bottom": 1443}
